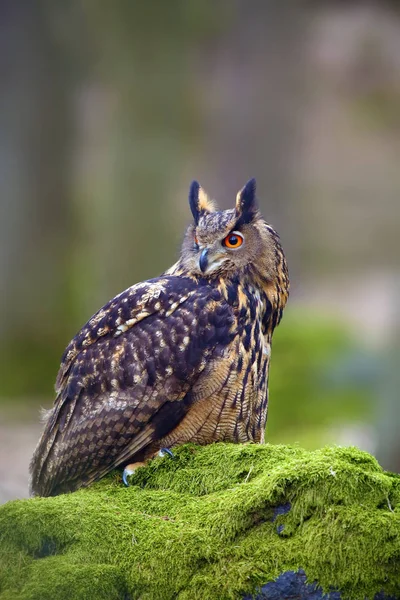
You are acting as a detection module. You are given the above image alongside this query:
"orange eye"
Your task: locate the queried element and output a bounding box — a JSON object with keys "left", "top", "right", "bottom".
{"left": 194, "top": 234, "right": 199, "bottom": 246}
{"left": 223, "top": 231, "right": 244, "bottom": 249}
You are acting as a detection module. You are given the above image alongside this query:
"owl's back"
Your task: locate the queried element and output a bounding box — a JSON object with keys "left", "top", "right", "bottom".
{"left": 30, "top": 275, "right": 237, "bottom": 496}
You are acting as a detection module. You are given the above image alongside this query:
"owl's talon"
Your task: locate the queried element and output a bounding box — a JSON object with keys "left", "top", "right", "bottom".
{"left": 122, "top": 468, "right": 134, "bottom": 486}
{"left": 158, "top": 448, "right": 175, "bottom": 459}
{"left": 122, "top": 461, "right": 146, "bottom": 486}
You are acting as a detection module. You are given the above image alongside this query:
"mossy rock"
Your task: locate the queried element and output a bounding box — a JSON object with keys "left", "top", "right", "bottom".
{"left": 1, "top": 443, "right": 400, "bottom": 600}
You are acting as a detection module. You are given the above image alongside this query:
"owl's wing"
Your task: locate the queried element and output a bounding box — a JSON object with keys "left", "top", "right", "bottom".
{"left": 30, "top": 275, "right": 236, "bottom": 496}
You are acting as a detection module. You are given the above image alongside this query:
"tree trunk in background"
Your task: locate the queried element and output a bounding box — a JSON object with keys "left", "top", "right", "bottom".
{"left": 0, "top": 2, "right": 74, "bottom": 395}
{"left": 376, "top": 277, "right": 400, "bottom": 472}
{"left": 75, "top": 2, "right": 209, "bottom": 307}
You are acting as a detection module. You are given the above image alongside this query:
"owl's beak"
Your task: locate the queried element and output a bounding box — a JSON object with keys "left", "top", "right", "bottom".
{"left": 199, "top": 249, "right": 209, "bottom": 273}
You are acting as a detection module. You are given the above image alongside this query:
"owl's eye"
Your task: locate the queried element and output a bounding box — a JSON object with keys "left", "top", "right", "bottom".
{"left": 194, "top": 234, "right": 199, "bottom": 248}
{"left": 223, "top": 231, "right": 244, "bottom": 249}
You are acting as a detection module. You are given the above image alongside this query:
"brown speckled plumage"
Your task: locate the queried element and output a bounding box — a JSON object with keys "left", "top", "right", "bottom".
{"left": 30, "top": 179, "right": 289, "bottom": 496}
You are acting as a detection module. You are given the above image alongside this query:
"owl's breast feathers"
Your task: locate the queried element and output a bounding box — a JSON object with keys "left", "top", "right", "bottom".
{"left": 31, "top": 275, "right": 249, "bottom": 496}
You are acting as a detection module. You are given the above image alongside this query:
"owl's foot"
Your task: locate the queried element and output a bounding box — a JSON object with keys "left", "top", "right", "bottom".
{"left": 122, "top": 461, "right": 146, "bottom": 486}
{"left": 122, "top": 450, "right": 174, "bottom": 486}
{"left": 123, "top": 449, "right": 174, "bottom": 486}
{"left": 158, "top": 447, "right": 175, "bottom": 459}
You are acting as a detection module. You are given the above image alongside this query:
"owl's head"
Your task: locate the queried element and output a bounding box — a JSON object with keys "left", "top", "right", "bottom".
{"left": 179, "top": 179, "right": 289, "bottom": 306}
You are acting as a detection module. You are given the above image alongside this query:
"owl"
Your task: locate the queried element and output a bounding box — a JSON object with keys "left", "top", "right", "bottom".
{"left": 30, "top": 179, "right": 289, "bottom": 497}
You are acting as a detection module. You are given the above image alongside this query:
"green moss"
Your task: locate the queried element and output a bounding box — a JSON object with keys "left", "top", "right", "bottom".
{"left": 1, "top": 444, "right": 400, "bottom": 600}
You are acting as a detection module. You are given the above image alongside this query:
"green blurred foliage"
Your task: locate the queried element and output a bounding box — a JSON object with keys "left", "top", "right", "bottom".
{"left": 267, "top": 311, "right": 371, "bottom": 448}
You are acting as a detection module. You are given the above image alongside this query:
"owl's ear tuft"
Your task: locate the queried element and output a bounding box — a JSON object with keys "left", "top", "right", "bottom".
{"left": 189, "top": 181, "right": 216, "bottom": 224}
{"left": 235, "top": 178, "right": 258, "bottom": 224}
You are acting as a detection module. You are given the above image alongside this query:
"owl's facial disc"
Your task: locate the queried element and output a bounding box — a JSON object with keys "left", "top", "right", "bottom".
{"left": 196, "top": 230, "right": 245, "bottom": 274}
{"left": 191, "top": 208, "right": 249, "bottom": 275}
{"left": 182, "top": 180, "right": 267, "bottom": 278}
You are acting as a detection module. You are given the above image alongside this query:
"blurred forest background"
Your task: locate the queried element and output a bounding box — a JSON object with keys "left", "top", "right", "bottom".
{"left": 1, "top": 1, "right": 399, "bottom": 503}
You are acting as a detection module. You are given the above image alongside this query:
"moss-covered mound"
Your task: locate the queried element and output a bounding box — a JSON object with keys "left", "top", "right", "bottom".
{"left": 1, "top": 444, "right": 400, "bottom": 600}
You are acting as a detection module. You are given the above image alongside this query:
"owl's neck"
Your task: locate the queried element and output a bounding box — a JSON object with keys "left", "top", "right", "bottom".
{"left": 246, "top": 262, "right": 289, "bottom": 332}
{"left": 215, "top": 270, "right": 287, "bottom": 335}
{"left": 165, "top": 259, "right": 289, "bottom": 334}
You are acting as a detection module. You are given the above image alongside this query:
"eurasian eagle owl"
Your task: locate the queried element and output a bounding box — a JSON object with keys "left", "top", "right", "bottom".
{"left": 31, "top": 179, "right": 289, "bottom": 496}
